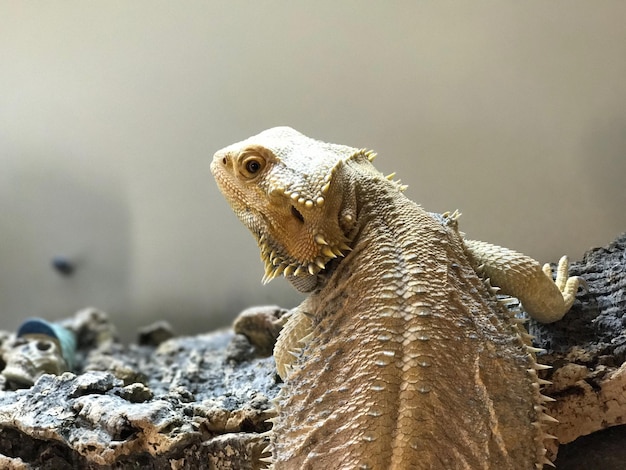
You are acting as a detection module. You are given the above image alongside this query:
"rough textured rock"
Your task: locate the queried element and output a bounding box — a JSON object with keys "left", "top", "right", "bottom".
{"left": 0, "top": 234, "right": 625, "bottom": 469}
{"left": 529, "top": 232, "right": 626, "bottom": 466}
{"left": 0, "top": 308, "right": 278, "bottom": 469}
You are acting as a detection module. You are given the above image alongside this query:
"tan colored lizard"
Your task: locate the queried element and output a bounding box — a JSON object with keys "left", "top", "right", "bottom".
{"left": 211, "top": 127, "right": 581, "bottom": 470}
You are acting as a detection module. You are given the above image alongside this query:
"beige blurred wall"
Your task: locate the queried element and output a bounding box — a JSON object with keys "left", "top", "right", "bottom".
{"left": 1, "top": 1, "right": 625, "bottom": 341}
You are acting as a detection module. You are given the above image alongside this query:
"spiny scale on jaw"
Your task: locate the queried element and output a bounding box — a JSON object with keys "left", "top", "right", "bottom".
{"left": 259, "top": 229, "right": 352, "bottom": 283}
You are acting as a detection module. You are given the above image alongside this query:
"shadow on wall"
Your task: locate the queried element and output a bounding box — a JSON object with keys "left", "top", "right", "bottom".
{"left": 0, "top": 165, "right": 131, "bottom": 338}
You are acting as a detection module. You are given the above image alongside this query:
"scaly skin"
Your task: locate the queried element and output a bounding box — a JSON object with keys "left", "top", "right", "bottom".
{"left": 211, "top": 127, "right": 581, "bottom": 470}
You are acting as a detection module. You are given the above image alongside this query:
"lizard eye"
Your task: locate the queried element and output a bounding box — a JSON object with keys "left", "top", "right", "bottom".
{"left": 240, "top": 154, "right": 266, "bottom": 179}
{"left": 246, "top": 160, "right": 261, "bottom": 173}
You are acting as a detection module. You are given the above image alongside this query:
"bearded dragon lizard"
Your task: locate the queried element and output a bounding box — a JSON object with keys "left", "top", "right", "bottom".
{"left": 211, "top": 127, "right": 581, "bottom": 470}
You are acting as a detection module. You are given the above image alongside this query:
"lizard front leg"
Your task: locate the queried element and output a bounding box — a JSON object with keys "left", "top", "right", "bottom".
{"left": 463, "top": 239, "right": 583, "bottom": 323}
{"left": 233, "top": 300, "right": 314, "bottom": 380}
{"left": 273, "top": 299, "right": 314, "bottom": 380}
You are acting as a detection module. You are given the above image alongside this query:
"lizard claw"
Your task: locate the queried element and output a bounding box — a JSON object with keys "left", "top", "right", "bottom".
{"left": 542, "top": 256, "right": 585, "bottom": 313}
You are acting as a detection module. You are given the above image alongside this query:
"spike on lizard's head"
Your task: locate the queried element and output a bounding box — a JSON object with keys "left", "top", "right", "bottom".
{"left": 211, "top": 126, "right": 381, "bottom": 283}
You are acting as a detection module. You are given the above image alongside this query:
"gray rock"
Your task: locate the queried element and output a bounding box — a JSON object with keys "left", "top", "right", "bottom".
{"left": 0, "top": 309, "right": 278, "bottom": 469}
{"left": 137, "top": 321, "right": 175, "bottom": 347}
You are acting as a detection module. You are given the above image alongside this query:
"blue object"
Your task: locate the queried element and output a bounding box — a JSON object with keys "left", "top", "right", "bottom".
{"left": 17, "top": 318, "right": 77, "bottom": 369}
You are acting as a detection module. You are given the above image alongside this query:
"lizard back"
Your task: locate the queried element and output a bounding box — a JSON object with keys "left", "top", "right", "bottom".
{"left": 271, "top": 173, "right": 541, "bottom": 469}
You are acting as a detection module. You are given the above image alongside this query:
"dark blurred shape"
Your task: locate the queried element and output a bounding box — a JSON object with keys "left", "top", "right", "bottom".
{"left": 51, "top": 257, "right": 75, "bottom": 276}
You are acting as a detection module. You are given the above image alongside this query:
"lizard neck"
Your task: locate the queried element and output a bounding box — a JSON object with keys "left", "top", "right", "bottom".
{"left": 320, "top": 173, "right": 443, "bottom": 294}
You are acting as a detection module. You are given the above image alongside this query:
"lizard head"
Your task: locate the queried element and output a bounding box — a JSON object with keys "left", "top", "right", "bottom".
{"left": 211, "top": 126, "right": 369, "bottom": 285}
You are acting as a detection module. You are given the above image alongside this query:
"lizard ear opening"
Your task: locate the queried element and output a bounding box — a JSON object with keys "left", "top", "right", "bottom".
{"left": 291, "top": 206, "right": 305, "bottom": 224}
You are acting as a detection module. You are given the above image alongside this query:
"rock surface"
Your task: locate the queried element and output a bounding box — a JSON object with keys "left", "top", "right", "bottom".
{"left": 0, "top": 308, "right": 278, "bottom": 469}
{"left": 0, "top": 234, "right": 625, "bottom": 469}
{"left": 530, "top": 232, "right": 626, "bottom": 466}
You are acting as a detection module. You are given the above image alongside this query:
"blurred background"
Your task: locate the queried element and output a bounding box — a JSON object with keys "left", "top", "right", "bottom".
{"left": 1, "top": 1, "right": 625, "bottom": 342}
